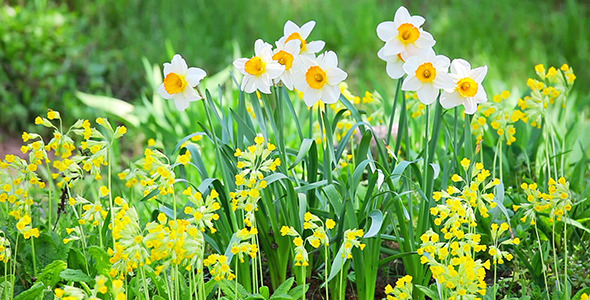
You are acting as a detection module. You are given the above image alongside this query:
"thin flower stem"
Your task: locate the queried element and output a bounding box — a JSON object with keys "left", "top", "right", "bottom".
{"left": 386, "top": 78, "right": 403, "bottom": 146}
{"left": 45, "top": 162, "right": 53, "bottom": 229}
{"left": 301, "top": 266, "right": 306, "bottom": 300}
{"left": 534, "top": 222, "right": 550, "bottom": 300}
{"left": 324, "top": 244, "right": 329, "bottom": 300}
{"left": 564, "top": 219, "right": 569, "bottom": 297}
{"left": 30, "top": 238, "right": 37, "bottom": 277}
{"left": 140, "top": 265, "right": 151, "bottom": 300}
{"left": 423, "top": 105, "right": 430, "bottom": 191}
{"left": 552, "top": 222, "right": 560, "bottom": 291}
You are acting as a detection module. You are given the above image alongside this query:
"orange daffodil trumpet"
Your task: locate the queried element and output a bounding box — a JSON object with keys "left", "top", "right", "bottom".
{"left": 278, "top": 20, "right": 325, "bottom": 57}
{"left": 377, "top": 6, "right": 435, "bottom": 79}
{"left": 440, "top": 59, "right": 488, "bottom": 114}
{"left": 234, "top": 39, "right": 285, "bottom": 94}
{"left": 158, "top": 54, "right": 207, "bottom": 111}
{"left": 272, "top": 39, "right": 301, "bottom": 90}
{"left": 293, "top": 51, "right": 348, "bottom": 107}
{"left": 402, "top": 48, "right": 454, "bottom": 105}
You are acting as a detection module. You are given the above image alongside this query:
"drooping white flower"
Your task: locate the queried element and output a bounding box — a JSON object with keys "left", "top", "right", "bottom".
{"left": 157, "top": 54, "right": 206, "bottom": 111}
{"left": 377, "top": 6, "right": 435, "bottom": 79}
{"left": 293, "top": 51, "right": 348, "bottom": 107}
{"left": 233, "top": 39, "right": 285, "bottom": 94}
{"left": 272, "top": 39, "right": 301, "bottom": 90}
{"left": 402, "top": 48, "right": 454, "bottom": 105}
{"left": 440, "top": 59, "right": 488, "bottom": 114}
{"left": 278, "top": 20, "right": 325, "bottom": 57}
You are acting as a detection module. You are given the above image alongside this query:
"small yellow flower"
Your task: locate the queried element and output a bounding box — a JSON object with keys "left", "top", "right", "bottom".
{"left": 99, "top": 186, "right": 110, "bottom": 197}
{"left": 326, "top": 219, "right": 336, "bottom": 229}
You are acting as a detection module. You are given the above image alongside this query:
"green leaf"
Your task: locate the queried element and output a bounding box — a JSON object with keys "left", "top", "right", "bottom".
{"left": 287, "top": 284, "right": 308, "bottom": 298}
{"left": 60, "top": 269, "right": 93, "bottom": 283}
{"left": 364, "top": 210, "right": 384, "bottom": 238}
{"left": 563, "top": 217, "right": 590, "bottom": 234}
{"left": 272, "top": 277, "right": 294, "bottom": 296}
{"left": 327, "top": 245, "right": 346, "bottom": 282}
{"left": 88, "top": 246, "right": 111, "bottom": 276}
{"left": 288, "top": 139, "right": 315, "bottom": 170}
{"left": 415, "top": 284, "right": 439, "bottom": 299}
{"left": 37, "top": 260, "right": 67, "bottom": 287}
{"left": 76, "top": 91, "right": 139, "bottom": 127}
{"left": 13, "top": 282, "right": 45, "bottom": 300}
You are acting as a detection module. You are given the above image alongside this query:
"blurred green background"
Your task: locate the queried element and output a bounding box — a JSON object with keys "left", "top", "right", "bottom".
{"left": 1, "top": 0, "right": 588, "bottom": 137}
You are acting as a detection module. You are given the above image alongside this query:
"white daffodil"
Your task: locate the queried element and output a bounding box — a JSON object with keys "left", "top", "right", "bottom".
{"left": 440, "top": 59, "right": 488, "bottom": 114}
{"left": 402, "top": 48, "right": 454, "bottom": 105}
{"left": 278, "top": 20, "right": 325, "bottom": 57}
{"left": 272, "top": 39, "right": 301, "bottom": 90}
{"left": 157, "top": 54, "right": 206, "bottom": 111}
{"left": 377, "top": 49, "right": 407, "bottom": 80}
{"left": 234, "top": 39, "right": 285, "bottom": 94}
{"left": 377, "top": 6, "right": 435, "bottom": 79}
{"left": 293, "top": 51, "right": 348, "bottom": 107}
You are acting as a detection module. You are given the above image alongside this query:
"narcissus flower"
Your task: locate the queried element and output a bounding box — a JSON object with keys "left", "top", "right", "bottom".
{"left": 278, "top": 20, "right": 325, "bottom": 57}
{"left": 272, "top": 39, "right": 301, "bottom": 90}
{"left": 402, "top": 48, "right": 453, "bottom": 105}
{"left": 293, "top": 51, "right": 348, "bottom": 107}
{"left": 377, "top": 6, "right": 435, "bottom": 79}
{"left": 440, "top": 59, "right": 488, "bottom": 114}
{"left": 158, "top": 54, "right": 207, "bottom": 111}
{"left": 234, "top": 39, "right": 285, "bottom": 94}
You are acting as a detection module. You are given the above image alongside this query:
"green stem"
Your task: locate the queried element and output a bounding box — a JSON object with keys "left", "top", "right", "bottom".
{"left": 108, "top": 145, "right": 115, "bottom": 248}
{"left": 324, "top": 245, "right": 329, "bottom": 300}
{"left": 301, "top": 266, "right": 306, "bottom": 300}
{"left": 534, "top": 222, "right": 550, "bottom": 300}
{"left": 30, "top": 237, "right": 37, "bottom": 277}
{"left": 564, "top": 218, "right": 569, "bottom": 297}
{"left": 45, "top": 162, "right": 53, "bottom": 228}
{"left": 140, "top": 265, "right": 150, "bottom": 300}
{"left": 423, "top": 105, "right": 430, "bottom": 191}
{"left": 552, "top": 222, "right": 560, "bottom": 291}
{"left": 386, "top": 78, "right": 403, "bottom": 146}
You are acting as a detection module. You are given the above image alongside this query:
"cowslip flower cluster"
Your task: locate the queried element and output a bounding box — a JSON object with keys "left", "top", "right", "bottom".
{"left": 281, "top": 212, "right": 336, "bottom": 266}
{"left": 488, "top": 222, "right": 520, "bottom": 265}
{"left": 516, "top": 177, "right": 573, "bottom": 225}
{"left": 119, "top": 147, "right": 176, "bottom": 199}
{"left": 377, "top": 6, "right": 488, "bottom": 114}
{"left": 234, "top": 21, "right": 348, "bottom": 107}
{"left": 109, "top": 199, "right": 149, "bottom": 278}
{"left": 54, "top": 275, "right": 126, "bottom": 300}
{"left": 519, "top": 64, "right": 576, "bottom": 128}
{"left": 143, "top": 212, "right": 206, "bottom": 275}
{"left": 383, "top": 275, "right": 413, "bottom": 300}
{"left": 203, "top": 253, "right": 236, "bottom": 281}
{"left": 419, "top": 159, "right": 519, "bottom": 298}
{"left": 231, "top": 135, "right": 279, "bottom": 223}
{"left": 471, "top": 90, "right": 526, "bottom": 145}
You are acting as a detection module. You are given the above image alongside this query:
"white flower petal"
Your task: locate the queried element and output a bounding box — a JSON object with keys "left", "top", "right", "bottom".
{"left": 321, "top": 51, "right": 338, "bottom": 68}
{"left": 463, "top": 98, "right": 478, "bottom": 114}
{"left": 402, "top": 57, "right": 420, "bottom": 74}
{"left": 394, "top": 6, "right": 411, "bottom": 23}
{"left": 470, "top": 65, "right": 488, "bottom": 83}
{"left": 233, "top": 58, "right": 248, "bottom": 75}
{"left": 173, "top": 98, "right": 190, "bottom": 111}
{"left": 306, "top": 40, "right": 325, "bottom": 54}
{"left": 416, "top": 84, "right": 439, "bottom": 105}
{"left": 266, "top": 62, "right": 286, "bottom": 79}
{"left": 402, "top": 75, "right": 421, "bottom": 91}
{"left": 409, "top": 15, "right": 425, "bottom": 27}
{"left": 475, "top": 84, "right": 488, "bottom": 103}
{"left": 415, "top": 30, "right": 436, "bottom": 49}
{"left": 382, "top": 39, "right": 405, "bottom": 57}
{"left": 157, "top": 83, "right": 173, "bottom": 100}
{"left": 440, "top": 91, "right": 463, "bottom": 109}
{"left": 432, "top": 71, "right": 455, "bottom": 90}
{"left": 300, "top": 20, "right": 316, "bottom": 39}
{"left": 386, "top": 60, "right": 405, "bottom": 79}
{"left": 170, "top": 54, "right": 188, "bottom": 75}
{"left": 327, "top": 68, "right": 347, "bottom": 85}
{"left": 451, "top": 59, "right": 471, "bottom": 76}
{"left": 322, "top": 85, "right": 340, "bottom": 104}
{"left": 284, "top": 20, "right": 298, "bottom": 36}
{"left": 186, "top": 68, "right": 207, "bottom": 87}
{"left": 304, "top": 88, "right": 322, "bottom": 107}
{"left": 242, "top": 75, "right": 256, "bottom": 93}
{"left": 377, "top": 21, "right": 397, "bottom": 42}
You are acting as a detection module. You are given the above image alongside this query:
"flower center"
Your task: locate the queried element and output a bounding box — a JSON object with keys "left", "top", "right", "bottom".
{"left": 306, "top": 66, "right": 327, "bottom": 89}
{"left": 415, "top": 62, "right": 436, "bottom": 83}
{"left": 398, "top": 23, "right": 420, "bottom": 45}
{"left": 245, "top": 56, "right": 266, "bottom": 76}
{"left": 163, "top": 73, "right": 188, "bottom": 95}
{"left": 456, "top": 78, "right": 478, "bottom": 97}
{"left": 286, "top": 32, "right": 308, "bottom": 53}
{"left": 272, "top": 50, "right": 294, "bottom": 70}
